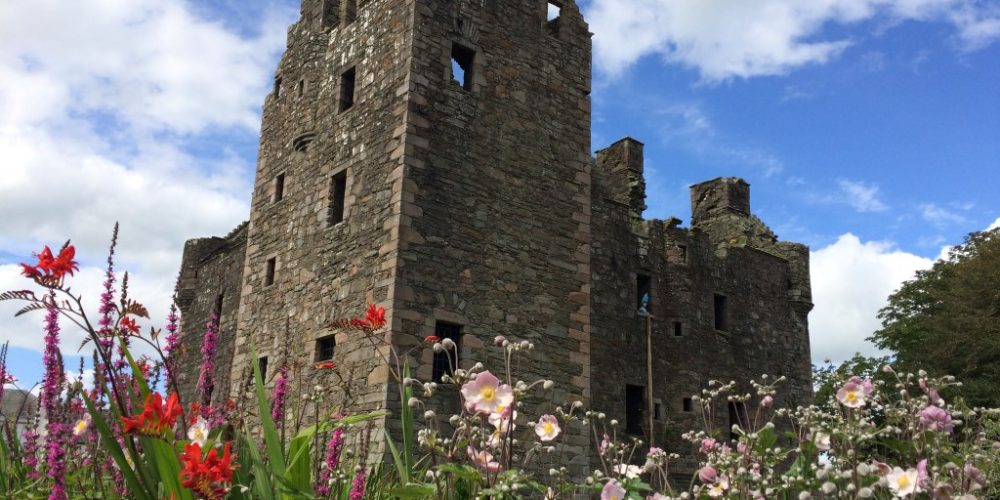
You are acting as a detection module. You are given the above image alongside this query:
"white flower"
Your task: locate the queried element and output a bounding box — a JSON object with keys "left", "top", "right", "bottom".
{"left": 813, "top": 431, "right": 831, "bottom": 451}
{"left": 187, "top": 416, "right": 211, "bottom": 447}
{"left": 886, "top": 467, "right": 920, "bottom": 497}
{"left": 534, "top": 415, "right": 561, "bottom": 442}
{"left": 707, "top": 476, "right": 730, "bottom": 497}
{"left": 613, "top": 463, "right": 642, "bottom": 479}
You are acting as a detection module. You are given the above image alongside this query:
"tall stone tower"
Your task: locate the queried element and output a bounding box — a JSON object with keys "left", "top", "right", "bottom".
{"left": 190, "top": 0, "right": 596, "bottom": 463}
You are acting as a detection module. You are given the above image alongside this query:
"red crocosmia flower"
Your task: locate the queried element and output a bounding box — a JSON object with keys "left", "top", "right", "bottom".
{"left": 20, "top": 245, "right": 79, "bottom": 284}
{"left": 180, "top": 442, "right": 236, "bottom": 500}
{"left": 314, "top": 361, "right": 337, "bottom": 370}
{"left": 425, "top": 335, "right": 440, "bottom": 343}
{"left": 364, "top": 304, "right": 386, "bottom": 329}
{"left": 120, "top": 317, "right": 140, "bottom": 335}
{"left": 121, "top": 392, "right": 182, "bottom": 437}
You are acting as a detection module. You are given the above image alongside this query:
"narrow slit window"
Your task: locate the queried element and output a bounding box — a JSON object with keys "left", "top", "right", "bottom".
{"left": 214, "top": 293, "right": 224, "bottom": 322}
{"left": 432, "top": 322, "right": 462, "bottom": 383}
{"left": 273, "top": 174, "right": 285, "bottom": 203}
{"left": 258, "top": 356, "right": 269, "bottom": 382}
{"left": 654, "top": 401, "right": 664, "bottom": 421}
{"left": 265, "top": 257, "right": 276, "bottom": 286}
{"left": 339, "top": 67, "right": 356, "bottom": 112}
{"left": 315, "top": 335, "right": 336, "bottom": 362}
{"left": 297, "top": 79, "right": 305, "bottom": 97}
{"left": 274, "top": 76, "right": 283, "bottom": 98}
{"left": 636, "top": 274, "right": 651, "bottom": 313}
{"left": 714, "top": 293, "right": 728, "bottom": 331}
{"left": 328, "top": 171, "right": 347, "bottom": 225}
{"left": 451, "top": 43, "right": 475, "bottom": 91}
{"left": 673, "top": 321, "right": 683, "bottom": 337}
{"left": 342, "top": 0, "right": 357, "bottom": 26}
{"left": 625, "top": 384, "right": 645, "bottom": 435}
{"left": 682, "top": 397, "right": 693, "bottom": 412}
{"left": 678, "top": 245, "right": 688, "bottom": 263}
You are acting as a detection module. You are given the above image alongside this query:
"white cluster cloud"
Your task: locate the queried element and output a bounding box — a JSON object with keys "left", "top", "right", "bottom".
{"left": 0, "top": 0, "right": 296, "bottom": 353}
{"left": 989, "top": 217, "right": 1000, "bottom": 231}
{"left": 809, "top": 234, "right": 934, "bottom": 364}
{"left": 586, "top": 0, "right": 1000, "bottom": 80}
{"left": 838, "top": 180, "right": 889, "bottom": 213}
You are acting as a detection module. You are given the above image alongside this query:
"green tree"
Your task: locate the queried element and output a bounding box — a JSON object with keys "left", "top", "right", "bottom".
{"left": 870, "top": 228, "right": 1000, "bottom": 407}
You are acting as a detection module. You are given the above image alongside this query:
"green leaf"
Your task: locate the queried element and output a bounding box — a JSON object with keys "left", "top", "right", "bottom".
{"left": 250, "top": 344, "right": 286, "bottom": 479}
{"left": 387, "top": 483, "right": 437, "bottom": 498}
{"left": 141, "top": 437, "right": 192, "bottom": 500}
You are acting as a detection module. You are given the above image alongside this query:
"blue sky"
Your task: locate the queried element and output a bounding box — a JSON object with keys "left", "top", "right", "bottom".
{"left": 1, "top": 0, "right": 998, "bottom": 389}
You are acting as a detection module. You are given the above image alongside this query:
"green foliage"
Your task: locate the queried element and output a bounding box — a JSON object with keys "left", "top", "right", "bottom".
{"left": 870, "top": 228, "right": 1000, "bottom": 407}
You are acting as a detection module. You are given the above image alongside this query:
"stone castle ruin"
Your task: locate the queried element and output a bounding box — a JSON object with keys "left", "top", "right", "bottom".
{"left": 173, "top": 0, "right": 813, "bottom": 480}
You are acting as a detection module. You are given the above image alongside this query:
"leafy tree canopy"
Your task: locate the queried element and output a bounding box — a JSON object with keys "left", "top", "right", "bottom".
{"left": 869, "top": 228, "right": 1000, "bottom": 407}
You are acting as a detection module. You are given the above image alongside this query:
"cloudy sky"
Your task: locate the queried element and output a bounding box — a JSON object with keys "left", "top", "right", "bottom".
{"left": 1, "top": 0, "right": 998, "bottom": 386}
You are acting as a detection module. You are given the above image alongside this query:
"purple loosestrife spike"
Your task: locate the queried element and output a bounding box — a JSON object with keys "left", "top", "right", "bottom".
{"left": 197, "top": 311, "right": 220, "bottom": 409}
{"left": 0, "top": 342, "right": 8, "bottom": 406}
{"left": 23, "top": 418, "right": 41, "bottom": 480}
{"left": 316, "top": 425, "right": 345, "bottom": 496}
{"left": 349, "top": 465, "right": 366, "bottom": 500}
{"left": 165, "top": 301, "right": 181, "bottom": 353}
{"left": 271, "top": 364, "right": 289, "bottom": 423}
{"left": 41, "top": 298, "right": 68, "bottom": 500}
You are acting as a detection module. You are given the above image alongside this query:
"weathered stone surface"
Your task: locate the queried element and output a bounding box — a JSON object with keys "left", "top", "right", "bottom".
{"left": 174, "top": 0, "right": 812, "bottom": 482}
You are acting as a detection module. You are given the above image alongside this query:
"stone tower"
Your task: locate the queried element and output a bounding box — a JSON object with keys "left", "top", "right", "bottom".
{"left": 174, "top": 0, "right": 812, "bottom": 483}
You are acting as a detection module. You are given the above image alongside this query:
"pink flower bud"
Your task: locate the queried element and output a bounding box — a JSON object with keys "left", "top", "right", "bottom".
{"left": 698, "top": 466, "right": 718, "bottom": 483}
{"left": 761, "top": 395, "right": 773, "bottom": 408}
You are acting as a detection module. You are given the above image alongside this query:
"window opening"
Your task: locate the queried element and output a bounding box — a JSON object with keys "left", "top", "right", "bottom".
{"left": 654, "top": 401, "right": 664, "bottom": 421}
{"left": 432, "top": 322, "right": 462, "bottom": 382}
{"left": 265, "top": 257, "right": 276, "bottom": 286}
{"left": 673, "top": 321, "right": 683, "bottom": 337}
{"left": 274, "top": 76, "right": 282, "bottom": 98}
{"left": 636, "top": 274, "right": 651, "bottom": 313}
{"left": 451, "top": 43, "right": 475, "bottom": 91}
{"left": 678, "top": 245, "right": 688, "bottom": 263}
{"left": 315, "top": 335, "right": 336, "bottom": 362}
{"left": 625, "top": 384, "right": 645, "bottom": 435}
{"left": 297, "top": 79, "right": 305, "bottom": 98}
{"left": 547, "top": 2, "right": 562, "bottom": 21}
{"left": 328, "top": 171, "right": 347, "bottom": 225}
{"left": 683, "top": 397, "right": 693, "bottom": 412}
{"left": 714, "top": 294, "right": 728, "bottom": 331}
{"left": 214, "top": 293, "right": 224, "bottom": 322}
{"left": 342, "top": 0, "right": 356, "bottom": 26}
{"left": 258, "top": 356, "right": 269, "bottom": 382}
{"left": 339, "top": 67, "right": 356, "bottom": 112}
{"left": 273, "top": 174, "right": 285, "bottom": 203}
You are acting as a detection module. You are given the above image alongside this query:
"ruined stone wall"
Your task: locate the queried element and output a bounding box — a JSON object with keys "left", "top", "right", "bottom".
{"left": 174, "top": 223, "right": 247, "bottom": 408}
{"left": 391, "top": 0, "right": 594, "bottom": 475}
{"left": 590, "top": 140, "right": 813, "bottom": 481}
{"left": 226, "top": 0, "right": 418, "bottom": 433}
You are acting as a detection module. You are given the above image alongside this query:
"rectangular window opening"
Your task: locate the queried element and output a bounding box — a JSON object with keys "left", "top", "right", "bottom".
{"left": 625, "top": 384, "right": 645, "bottom": 435}
{"left": 274, "top": 76, "right": 282, "bottom": 98}
{"left": 339, "top": 67, "right": 356, "bottom": 112}
{"left": 432, "top": 322, "right": 462, "bottom": 383}
{"left": 214, "top": 293, "right": 224, "bottom": 322}
{"left": 673, "top": 321, "right": 683, "bottom": 337}
{"left": 315, "top": 335, "right": 336, "bottom": 362}
{"left": 265, "top": 257, "right": 276, "bottom": 286}
{"left": 328, "top": 171, "right": 347, "bottom": 226}
{"left": 258, "top": 356, "right": 269, "bottom": 382}
{"left": 683, "top": 397, "right": 693, "bottom": 413}
{"left": 273, "top": 173, "right": 285, "bottom": 203}
{"left": 713, "top": 294, "right": 728, "bottom": 331}
{"left": 341, "top": 0, "right": 357, "bottom": 26}
{"left": 653, "top": 400, "right": 664, "bottom": 421}
{"left": 297, "top": 79, "right": 305, "bottom": 98}
{"left": 679, "top": 244, "right": 688, "bottom": 263}
{"left": 636, "top": 273, "right": 651, "bottom": 313}
{"left": 547, "top": 2, "right": 562, "bottom": 21}
{"left": 451, "top": 43, "right": 475, "bottom": 91}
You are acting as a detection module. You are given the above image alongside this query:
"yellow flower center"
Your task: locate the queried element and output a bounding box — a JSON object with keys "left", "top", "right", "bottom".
{"left": 543, "top": 422, "right": 554, "bottom": 434}
{"left": 846, "top": 391, "right": 858, "bottom": 402}
{"left": 897, "top": 476, "right": 909, "bottom": 488}
{"left": 480, "top": 386, "right": 495, "bottom": 402}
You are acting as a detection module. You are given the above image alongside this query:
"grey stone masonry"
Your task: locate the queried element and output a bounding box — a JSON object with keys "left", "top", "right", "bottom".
{"left": 174, "top": 0, "right": 812, "bottom": 482}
